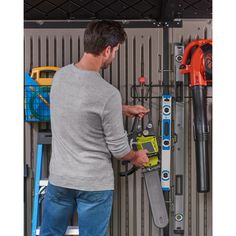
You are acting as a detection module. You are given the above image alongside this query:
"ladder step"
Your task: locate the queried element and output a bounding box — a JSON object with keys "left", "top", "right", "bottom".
{"left": 36, "top": 226, "right": 79, "bottom": 235}
{"left": 39, "top": 179, "right": 48, "bottom": 187}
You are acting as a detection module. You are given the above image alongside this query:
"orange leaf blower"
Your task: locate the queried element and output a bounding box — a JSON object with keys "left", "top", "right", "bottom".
{"left": 180, "top": 39, "right": 212, "bottom": 192}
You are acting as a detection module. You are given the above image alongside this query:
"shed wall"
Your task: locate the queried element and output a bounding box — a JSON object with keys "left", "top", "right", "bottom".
{"left": 24, "top": 19, "right": 212, "bottom": 236}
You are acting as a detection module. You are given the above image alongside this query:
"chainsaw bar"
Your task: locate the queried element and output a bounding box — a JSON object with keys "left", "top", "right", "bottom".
{"left": 143, "top": 168, "right": 169, "bottom": 228}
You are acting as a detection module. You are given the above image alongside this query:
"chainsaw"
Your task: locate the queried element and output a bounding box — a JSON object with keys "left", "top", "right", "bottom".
{"left": 120, "top": 77, "right": 168, "bottom": 228}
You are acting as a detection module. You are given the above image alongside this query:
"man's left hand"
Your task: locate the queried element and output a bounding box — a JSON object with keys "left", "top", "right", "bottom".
{"left": 122, "top": 105, "right": 150, "bottom": 118}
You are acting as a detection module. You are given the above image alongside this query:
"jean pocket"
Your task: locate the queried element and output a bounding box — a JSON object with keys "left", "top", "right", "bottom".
{"left": 46, "top": 182, "right": 70, "bottom": 201}
{"left": 83, "top": 190, "right": 113, "bottom": 203}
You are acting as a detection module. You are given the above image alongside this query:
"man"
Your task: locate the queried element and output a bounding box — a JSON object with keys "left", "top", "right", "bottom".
{"left": 40, "top": 20, "right": 149, "bottom": 236}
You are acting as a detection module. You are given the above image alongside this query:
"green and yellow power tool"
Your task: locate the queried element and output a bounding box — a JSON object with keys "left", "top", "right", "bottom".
{"left": 119, "top": 114, "right": 159, "bottom": 176}
{"left": 136, "top": 124, "right": 159, "bottom": 168}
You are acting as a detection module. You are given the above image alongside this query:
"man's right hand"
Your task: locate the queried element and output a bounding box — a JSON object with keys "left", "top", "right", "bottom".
{"left": 131, "top": 149, "right": 149, "bottom": 167}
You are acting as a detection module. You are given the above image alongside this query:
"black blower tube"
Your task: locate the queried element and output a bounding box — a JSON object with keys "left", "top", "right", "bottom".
{"left": 192, "top": 86, "right": 210, "bottom": 192}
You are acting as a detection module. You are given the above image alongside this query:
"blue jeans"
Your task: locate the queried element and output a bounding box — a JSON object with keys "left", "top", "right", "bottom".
{"left": 40, "top": 182, "right": 113, "bottom": 236}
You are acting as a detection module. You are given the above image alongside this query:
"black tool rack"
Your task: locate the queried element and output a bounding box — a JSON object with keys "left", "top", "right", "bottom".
{"left": 130, "top": 83, "right": 212, "bottom": 100}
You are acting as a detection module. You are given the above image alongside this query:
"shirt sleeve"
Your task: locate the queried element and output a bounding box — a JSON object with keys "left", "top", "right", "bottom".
{"left": 102, "top": 89, "right": 131, "bottom": 159}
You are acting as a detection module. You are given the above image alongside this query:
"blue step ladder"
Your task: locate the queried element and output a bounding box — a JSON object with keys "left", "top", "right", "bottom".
{"left": 31, "top": 131, "right": 79, "bottom": 236}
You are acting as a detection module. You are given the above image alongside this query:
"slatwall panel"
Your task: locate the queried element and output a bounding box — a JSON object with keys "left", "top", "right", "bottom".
{"left": 170, "top": 19, "right": 212, "bottom": 236}
{"left": 24, "top": 19, "right": 212, "bottom": 236}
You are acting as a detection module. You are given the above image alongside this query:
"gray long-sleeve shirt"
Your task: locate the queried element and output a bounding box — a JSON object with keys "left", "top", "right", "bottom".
{"left": 49, "top": 64, "right": 131, "bottom": 191}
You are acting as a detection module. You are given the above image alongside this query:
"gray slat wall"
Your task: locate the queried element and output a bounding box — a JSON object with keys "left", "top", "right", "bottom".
{"left": 24, "top": 19, "right": 212, "bottom": 236}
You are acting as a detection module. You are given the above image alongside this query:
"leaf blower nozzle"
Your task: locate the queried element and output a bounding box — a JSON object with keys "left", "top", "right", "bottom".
{"left": 192, "top": 86, "right": 210, "bottom": 192}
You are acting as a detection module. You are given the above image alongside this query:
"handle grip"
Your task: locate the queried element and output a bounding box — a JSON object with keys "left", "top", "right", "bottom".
{"left": 120, "top": 152, "right": 158, "bottom": 176}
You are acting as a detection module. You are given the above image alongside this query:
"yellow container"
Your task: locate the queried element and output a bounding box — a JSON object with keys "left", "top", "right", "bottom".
{"left": 31, "top": 66, "right": 60, "bottom": 85}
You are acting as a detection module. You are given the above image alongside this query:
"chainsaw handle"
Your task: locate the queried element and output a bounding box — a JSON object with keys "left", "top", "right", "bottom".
{"left": 120, "top": 152, "right": 158, "bottom": 177}
{"left": 121, "top": 152, "right": 158, "bottom": 165}
{"left": 120, "top": 166, "right": 139, "bottom": 177}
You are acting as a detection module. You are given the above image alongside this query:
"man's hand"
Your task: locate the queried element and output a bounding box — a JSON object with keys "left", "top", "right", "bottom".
{"left": 122, "top": 105, "right": 150, "bottom": 118}
{"left": 131, "top": 149, "right": 149, "bottom": 167}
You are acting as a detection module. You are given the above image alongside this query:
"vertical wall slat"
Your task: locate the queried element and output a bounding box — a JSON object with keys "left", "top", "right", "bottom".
{"left": 135, "top": 170, "right": 142, "bottom": 236}
{"left": 63, "top": 34, "right": 71, "bottom": 66}
{"left": 24, "top": 35, "right": 31, "bottom": 72}
{"left": 31, "top": 34, "right": 39, "bottom": 67}
{"left": 56, "top": 34, "right": 63, "bottom": 67}
{"left": 184, "top": 94, "right": 190, "bottom": 236}
{"left": 24, "top": 34, "right": 33, "bottom": 236}
{"left": 119, "top": 40, "right": 128, "bottom": 236}
{"left": 71, "top": 34, "right": 79, "bottom": 63}
{"left": 191, "top": 104, "right": 197, "bottom": 236}
{"left": 134, "top": 33, "right": 143, "bottom": 236}
{"left": 207, "top": 87, "right": 212, "bottom": 236}
{"left": 25, "top": 123, "right": 33, "bottom": 236}
{"left": 128, "top": 172, "right": 135, "bottom": 236}
{"left": 113, "top": 159, "right": 120, "bottom": 236}
{"left": 48, "top": 33, "right": 55, "bottom": 66}
{"left": 40, "top": 34, "right": 47, "bottom": 66}
{"left": 142, "top": 33, "right": 151, "bottom": 236}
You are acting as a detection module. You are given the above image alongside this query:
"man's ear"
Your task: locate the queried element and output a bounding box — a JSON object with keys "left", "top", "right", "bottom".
{"left": 102, "top": 46, "right": 111, "bottom": 58}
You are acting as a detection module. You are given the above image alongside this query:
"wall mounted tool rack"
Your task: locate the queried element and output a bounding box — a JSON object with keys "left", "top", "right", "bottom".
{"left": 130, "top": 84, "right": 212, "bottom": 100}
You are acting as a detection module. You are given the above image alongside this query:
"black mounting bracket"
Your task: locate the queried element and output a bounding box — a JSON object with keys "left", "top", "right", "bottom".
{"left": 24, "top": 19, "right": 182, "bottom": 29}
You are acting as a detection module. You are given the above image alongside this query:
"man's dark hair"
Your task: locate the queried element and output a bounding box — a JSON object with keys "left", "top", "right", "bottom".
{"left": 84, "top": 20, "right": 127, "bottom": 55}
